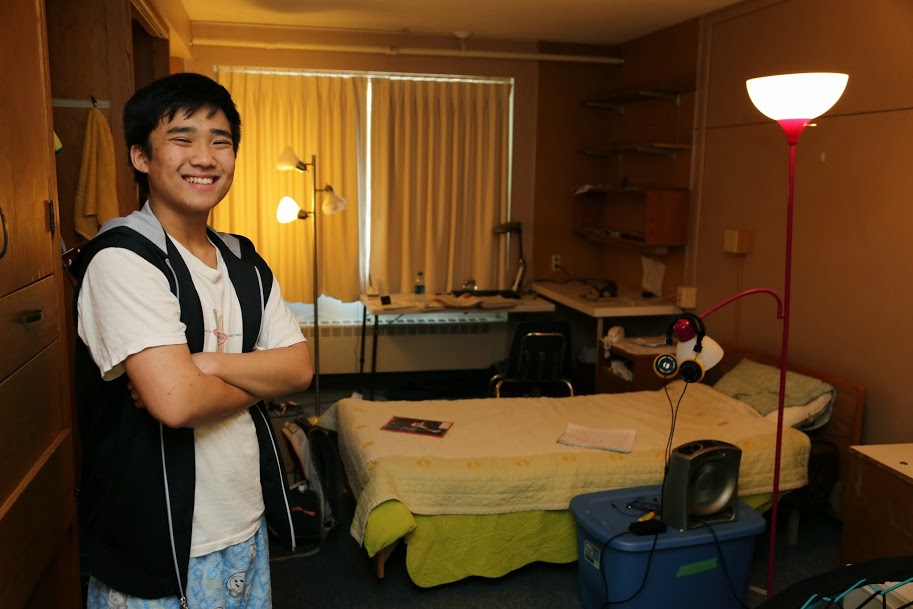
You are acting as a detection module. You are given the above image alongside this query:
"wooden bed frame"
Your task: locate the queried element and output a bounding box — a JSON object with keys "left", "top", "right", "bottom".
{"left": 715, "top": 342, "right": 865, "bottom": 484}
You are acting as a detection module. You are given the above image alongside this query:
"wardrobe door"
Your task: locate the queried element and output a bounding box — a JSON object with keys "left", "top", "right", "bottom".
{"left": 0, "top": 2, "right": 57, "bottom": 297}
{"left": 0, "top": 0, "right": 80, "bottom": 608}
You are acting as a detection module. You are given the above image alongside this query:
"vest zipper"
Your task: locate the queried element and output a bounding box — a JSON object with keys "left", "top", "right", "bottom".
{"left": 159, "top": 422, "right": 188, "bottom": 603}
{"left": 253, "top": 267, "right": 265, "bottom": 344}
{"left": 165, "top": 258, "right": 180, "bottom": 299}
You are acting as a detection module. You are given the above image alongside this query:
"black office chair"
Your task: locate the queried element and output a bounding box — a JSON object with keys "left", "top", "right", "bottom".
{"left": 490, "top": 320, "right": 574, "bottom": 398}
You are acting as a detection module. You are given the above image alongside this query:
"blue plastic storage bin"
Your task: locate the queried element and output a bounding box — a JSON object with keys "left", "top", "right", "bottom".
{"left": 570, "top": 484, "right": 766, "bottom": 609}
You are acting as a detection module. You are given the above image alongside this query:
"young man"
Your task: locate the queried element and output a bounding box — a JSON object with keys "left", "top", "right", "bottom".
{"left": 73, "top": 72, "right": 313, "bottom": 608}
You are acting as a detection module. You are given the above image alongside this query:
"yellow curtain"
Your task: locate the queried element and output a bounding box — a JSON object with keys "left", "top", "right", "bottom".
{"left": 213, "top": 68, "right": 366, "bottom": 303}
{"left": 370, "top": 78, "right": 512, "bottom": 295}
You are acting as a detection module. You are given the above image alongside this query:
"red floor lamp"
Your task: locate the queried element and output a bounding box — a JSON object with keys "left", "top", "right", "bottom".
{"left": 745, "top": 72, "right": 848, "bottom": 596}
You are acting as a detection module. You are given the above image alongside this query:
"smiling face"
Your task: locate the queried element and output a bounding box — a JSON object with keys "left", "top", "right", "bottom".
{"left": 130, "top": 106, "right": 236, "bottom": 219}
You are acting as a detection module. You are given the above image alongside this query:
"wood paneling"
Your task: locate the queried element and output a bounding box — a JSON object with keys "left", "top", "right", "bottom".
{"left": 695, "top": 0, "right": 913, "bottom": 444}
{"left": 0, "top": 434, "right": 78, "bottom": 608}
{"left": 0, "top": 1, "right": 56, "bottom": 296}
{"left": 0, "top": 345, "right": 65, "bottom": 502}
{"left": 0, "top": 0, "right": 79, "bottom": 607}
{"left": 841, "top": 445, "right": 913, "bottom": 563}
{"left": 0, "top": 278, "right": 59, "bottom": 381}
{"left": 533, "top": 20, "right": 698, "bottom": 299}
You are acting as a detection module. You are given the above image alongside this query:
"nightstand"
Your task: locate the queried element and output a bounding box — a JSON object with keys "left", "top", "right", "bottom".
{"left": 841, "top": 443, "right": 913, "bottom": 564}
{"left": 596, "top": 340, "right": 669, "bottom": 393}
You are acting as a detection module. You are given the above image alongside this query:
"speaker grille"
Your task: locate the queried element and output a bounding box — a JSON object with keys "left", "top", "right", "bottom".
{"left": 689, "top": 458, "right": 737, "bottom": 515}
{"left": 662, "top": 439, "right": 742, "bottom": 531}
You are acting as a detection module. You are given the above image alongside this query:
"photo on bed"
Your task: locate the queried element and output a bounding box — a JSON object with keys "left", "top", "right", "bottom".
{"left": 381, "top": 416, "right": 453, "bottom": 437}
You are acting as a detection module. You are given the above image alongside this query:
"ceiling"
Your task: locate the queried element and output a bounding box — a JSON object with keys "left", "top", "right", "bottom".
{"left": 178, "top": 0, "right": 744, "bottom": 46}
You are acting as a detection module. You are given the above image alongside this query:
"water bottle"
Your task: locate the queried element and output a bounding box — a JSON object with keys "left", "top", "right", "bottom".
{"left": 414, "top": 271, "right": 426, "bottom": 295}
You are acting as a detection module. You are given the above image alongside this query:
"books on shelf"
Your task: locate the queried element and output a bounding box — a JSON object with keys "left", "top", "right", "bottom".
{"left": 557, "top": 422, "right": 636, "bottom": 453}
{"left": 382, "top": 416, "right": 453, "bottom": 438}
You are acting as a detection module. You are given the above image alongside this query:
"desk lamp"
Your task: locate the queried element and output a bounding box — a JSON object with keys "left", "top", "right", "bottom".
{"left": 493, "top": 221, "right": 526, "bottom": 293}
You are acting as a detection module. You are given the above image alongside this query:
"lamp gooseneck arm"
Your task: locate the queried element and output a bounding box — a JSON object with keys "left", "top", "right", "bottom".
{"left": 697, "top": 288, "right": 784, "bottom": 321}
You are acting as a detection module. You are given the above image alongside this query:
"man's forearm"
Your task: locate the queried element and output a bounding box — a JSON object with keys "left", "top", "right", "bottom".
{"left": 183, "top": 377, "right": 261, "bottom": 427}
{"left": 191, "top": 342, "right": 313, "bottom": 399}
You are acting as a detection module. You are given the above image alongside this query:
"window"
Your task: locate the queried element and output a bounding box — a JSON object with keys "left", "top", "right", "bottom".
{"left": 214, "top": 66, "right": 514, "bottom": 302}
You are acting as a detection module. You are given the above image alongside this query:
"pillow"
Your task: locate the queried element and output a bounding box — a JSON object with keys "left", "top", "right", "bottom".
{"left": 763, "top": 392, "right": 832, "bottom": 430}
{"left": 714, "top": 358, "right": 835, "bottom": 429}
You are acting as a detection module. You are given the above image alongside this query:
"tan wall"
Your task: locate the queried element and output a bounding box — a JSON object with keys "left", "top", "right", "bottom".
{"left": 693, "top": 0, "right": 913, "bottom": 444}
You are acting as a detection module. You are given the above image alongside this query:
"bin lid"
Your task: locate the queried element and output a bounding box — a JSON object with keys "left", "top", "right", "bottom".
{"left": 570, "top": 485, "right": 766, "bottom": 552}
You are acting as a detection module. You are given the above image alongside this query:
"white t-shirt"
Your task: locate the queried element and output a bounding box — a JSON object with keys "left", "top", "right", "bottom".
{"left": 77, "top": 235, "right": 305, "bottom": 557}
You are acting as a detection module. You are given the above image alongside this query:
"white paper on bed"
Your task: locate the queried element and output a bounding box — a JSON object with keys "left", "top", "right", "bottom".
{"left": 321, "top": 380, "right": 811, "bottom": 545}
{"left": 557, "top": 423, "right": 636, "bottom": 453}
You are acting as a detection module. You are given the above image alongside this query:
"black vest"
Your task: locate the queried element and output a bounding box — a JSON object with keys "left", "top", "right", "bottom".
{"left": 72, "top": 224, "right": 296, "bottom": 599}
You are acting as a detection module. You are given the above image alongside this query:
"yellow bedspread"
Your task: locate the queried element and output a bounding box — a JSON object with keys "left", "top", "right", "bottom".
{"left": 323, "top": 381, "right": 811, "bottom": 547}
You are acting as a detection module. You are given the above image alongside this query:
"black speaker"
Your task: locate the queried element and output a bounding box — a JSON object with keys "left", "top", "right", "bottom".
{"left": 661, "top": 439, "right": 742, "bottom": 531}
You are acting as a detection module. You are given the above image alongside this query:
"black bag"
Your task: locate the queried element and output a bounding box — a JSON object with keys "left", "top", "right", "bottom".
{"left": 279, "top": 418, "right": 341, "bottom": 550}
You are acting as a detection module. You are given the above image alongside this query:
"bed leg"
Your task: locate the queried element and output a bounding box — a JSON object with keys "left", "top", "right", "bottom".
{"left": 786, "top": 506, "right": 800, "bottom": 545}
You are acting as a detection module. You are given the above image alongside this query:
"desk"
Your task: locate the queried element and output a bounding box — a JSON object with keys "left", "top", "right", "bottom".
{"left": 841, "top": 443, "right": 913, "bottom": 564}
{"left": 532, "top": 281, "right": 679, "bottom": 392}
{"left": 358, "top": 293, "right": 555, "bottom": 399}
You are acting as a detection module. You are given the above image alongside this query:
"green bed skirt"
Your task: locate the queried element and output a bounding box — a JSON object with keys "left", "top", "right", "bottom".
{"left": 362, "top": 493, "right": 774, "bottom": 588}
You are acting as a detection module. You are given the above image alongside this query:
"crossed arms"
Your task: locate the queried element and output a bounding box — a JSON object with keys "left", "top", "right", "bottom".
{"left": 124, "top": 342, "right": 313, "bottom": 428}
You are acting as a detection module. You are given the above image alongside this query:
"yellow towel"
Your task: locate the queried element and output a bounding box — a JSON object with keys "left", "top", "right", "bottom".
{"left": 74, "top": 107, "right": 119, "bottom": 239}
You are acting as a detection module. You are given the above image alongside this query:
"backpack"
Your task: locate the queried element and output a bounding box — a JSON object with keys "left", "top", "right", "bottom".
{"left": 279, "top": 417, "right": 342, "bottom": 551}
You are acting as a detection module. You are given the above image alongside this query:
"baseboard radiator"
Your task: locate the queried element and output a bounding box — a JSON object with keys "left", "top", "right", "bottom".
{"left": 298, "top": 312, "right": 510, "bottom": 374}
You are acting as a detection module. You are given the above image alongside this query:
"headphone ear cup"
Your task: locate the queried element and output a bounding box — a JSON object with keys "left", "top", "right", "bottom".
{"left": 654, "top": 353, "right": 679, "bottom": 377}
{"left": 679, "top": 359, "right": 705, "bottom": 384}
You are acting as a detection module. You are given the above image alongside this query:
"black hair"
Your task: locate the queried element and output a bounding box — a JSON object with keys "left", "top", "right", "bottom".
{"left": 123, "top": 72, "right": 242, "bottom": 201}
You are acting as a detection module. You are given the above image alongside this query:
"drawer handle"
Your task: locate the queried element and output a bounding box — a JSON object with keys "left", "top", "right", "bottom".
{"left": 0, "top": 207, "right": 7, "bottom": 260}
{"left": 20, "top": 309, "right": 44, "bottom": 326}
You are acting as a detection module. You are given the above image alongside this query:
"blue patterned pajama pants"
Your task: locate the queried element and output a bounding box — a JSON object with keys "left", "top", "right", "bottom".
{"left": 86, "top": 520, "right": 271, "bottom": 609}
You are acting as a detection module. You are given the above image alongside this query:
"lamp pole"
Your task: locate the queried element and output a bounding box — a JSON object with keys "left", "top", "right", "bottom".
{"left": 277, "top": 148, "right": 350, "bottom": 417}
{"left": 745, "top": 72, "right": 847, "bottom": 596}
{"left": 765, "top": 124, "right": 799, "bottom": 597}
{"left": 309, "top": 154, "right": 321, "bottom": 416}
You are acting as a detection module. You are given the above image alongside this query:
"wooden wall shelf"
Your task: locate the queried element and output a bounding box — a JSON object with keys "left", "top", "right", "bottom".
{"left": 583, "top": 89, "right": 689, "bottom": 112}
{"left": 580, "top": 143, "right": 690, "bottom": 159}
{"left": 572, "top": 188, "right": 689, "bottom": 250}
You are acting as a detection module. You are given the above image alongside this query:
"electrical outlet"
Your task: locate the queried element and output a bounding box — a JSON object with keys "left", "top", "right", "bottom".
{"left": 550, "top": 254, "right": 562, "bottom": 271}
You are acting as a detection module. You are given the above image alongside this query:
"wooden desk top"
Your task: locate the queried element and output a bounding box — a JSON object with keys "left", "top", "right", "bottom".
{"left": 849, "top": 444, "right": 913, "bottom": 485}
{"left": 531, "top": 281, "right": 679, "bottom": 318}
{"left": 360, "top": 292, "right": 555, "bottom": 316}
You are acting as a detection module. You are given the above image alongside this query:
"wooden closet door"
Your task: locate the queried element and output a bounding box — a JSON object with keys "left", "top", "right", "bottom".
{"left": 0, "top": 0, "right": 81, "bottom": 607}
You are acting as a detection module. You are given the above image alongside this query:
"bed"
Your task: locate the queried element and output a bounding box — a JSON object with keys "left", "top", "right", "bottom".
{"left": 318, "top": 342, "right": 864, "bottom": 588}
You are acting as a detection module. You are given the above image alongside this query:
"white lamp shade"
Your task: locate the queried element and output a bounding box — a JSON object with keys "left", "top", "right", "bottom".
{"left": 276, "top": 196, "right": 301, "bottom": 223}
{"left": 675, "top": 335, "right": 725, "bottom": 373}
{"left": 746, "top": 72, "right": 848, "bottom": 121}
{"left": 321, "top": 185, "right": 347, "bottom": 215}
{"left": 277, "top": 146, "right": 305, "bottom": 171}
